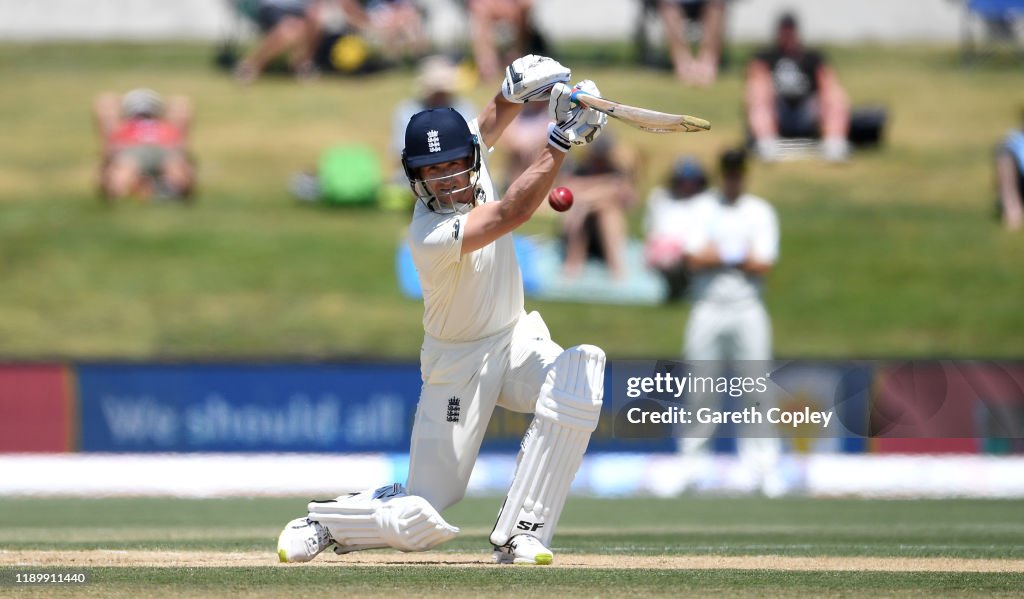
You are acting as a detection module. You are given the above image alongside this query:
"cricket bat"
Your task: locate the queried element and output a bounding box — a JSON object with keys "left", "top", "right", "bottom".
{"left": 570, "top": 91, "right": 711, "bottom": 134}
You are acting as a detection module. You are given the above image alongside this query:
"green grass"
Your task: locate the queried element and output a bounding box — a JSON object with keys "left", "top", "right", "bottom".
{"left": 1, "top": 496, "right": 1023, "bottom": 597}
{"left": 1, "top": 496, "right": 1022, "bottom": 558}
{"left": 1, "top": 43, "right": 1023, "bottom": 359}
{"left": 5, "top": 568, "right": 1023, "bottom": 599}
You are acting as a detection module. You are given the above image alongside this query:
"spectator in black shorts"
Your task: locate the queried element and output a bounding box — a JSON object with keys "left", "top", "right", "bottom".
{"left": 746, "top": 12, "right": 851, "bottom": 162}
{"left": 656, "top": 0, "right": 726, "bottom": 86}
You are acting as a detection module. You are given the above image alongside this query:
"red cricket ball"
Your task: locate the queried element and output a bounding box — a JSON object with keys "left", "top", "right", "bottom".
{"left": 548, "top": 186, "right": 574, "bottom": 212}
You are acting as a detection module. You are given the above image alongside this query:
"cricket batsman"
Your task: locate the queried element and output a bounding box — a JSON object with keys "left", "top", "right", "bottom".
{"left": 277, "top": 55, "right": 609, "bottom": 565}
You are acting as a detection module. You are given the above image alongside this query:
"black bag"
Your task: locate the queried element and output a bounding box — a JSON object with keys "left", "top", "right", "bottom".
{"left": 848, "top": 105, "right": 888, "bottom": 147}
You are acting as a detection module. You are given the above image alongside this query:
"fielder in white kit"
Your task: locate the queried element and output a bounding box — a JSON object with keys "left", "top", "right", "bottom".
{"left": 679, "top": 149, "right": 783, "bottom": 494}
{"left": 277, "top": 55, "right": 609, "bottom": 565}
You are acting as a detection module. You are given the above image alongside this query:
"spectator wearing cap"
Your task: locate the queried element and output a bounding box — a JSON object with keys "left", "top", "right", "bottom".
{"left": 746, "top": 12, "right": 851, "bottom": 162}
{"left": 644, "top": 155, "right": 709, "bottom": 302}
{"left": 92, "top": 89, "right": 195, "bottom": 202}
{"left": 678, "top": 148, "right": 784, "bottom": 496}
{"left": 390, "top": 56, "right": 476, "bottom": 164}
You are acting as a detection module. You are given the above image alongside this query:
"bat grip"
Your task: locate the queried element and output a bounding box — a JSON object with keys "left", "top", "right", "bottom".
{"left": 569, "top": 89, "right": 591, "bottom": 107}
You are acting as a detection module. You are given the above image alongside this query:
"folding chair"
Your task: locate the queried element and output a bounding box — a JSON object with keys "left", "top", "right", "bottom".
{"left": 960, "top": 0, "right": 1024, "bottom": 62}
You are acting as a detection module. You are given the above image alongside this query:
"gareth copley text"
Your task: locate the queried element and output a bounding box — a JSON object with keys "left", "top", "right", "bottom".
{"left": 625, "top": 405, "right": 834, "bottom": 428}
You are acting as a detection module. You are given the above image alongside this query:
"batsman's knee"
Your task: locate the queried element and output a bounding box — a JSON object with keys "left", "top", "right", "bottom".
{"left": 538, "top": 344, "right": 605, "bottom": 432}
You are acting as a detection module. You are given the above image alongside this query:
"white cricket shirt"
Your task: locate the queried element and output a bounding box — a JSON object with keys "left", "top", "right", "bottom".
{"left": 684, "top": 190, "right": 779, "bottom": 304}
{"left": 407, "top": 120, "right": 524, "bottom": 342}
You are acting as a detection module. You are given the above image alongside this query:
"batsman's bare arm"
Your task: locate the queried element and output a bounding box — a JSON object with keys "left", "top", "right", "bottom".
{"left": 457, "top": 93, "right": 566, "bottom": 254}
{"left": 461, "top": 145, "right": 565, "bottom": 254}
{"left": 476, "top": 93, "right": 525, "bottom": 148}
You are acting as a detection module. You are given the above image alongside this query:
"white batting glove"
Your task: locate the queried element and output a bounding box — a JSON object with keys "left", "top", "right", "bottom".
{"left": 546, "top": 80, "right": 607, "bottom": 152}
{"left": 501, "top": 55, "right": 571, "bottom": 103}
{"left": 547, "top": 106, "right": 608, "bottom": 153}
{"left": 548, "top": 79, "right": 601, "bottom": 123}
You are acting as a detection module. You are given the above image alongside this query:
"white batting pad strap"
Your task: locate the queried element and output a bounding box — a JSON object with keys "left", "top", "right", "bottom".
{"left": 490, "top": 345, "right": 605, "bottom": 547}
{"left": 308, "top": 484, "right": 459, "bottom": 554}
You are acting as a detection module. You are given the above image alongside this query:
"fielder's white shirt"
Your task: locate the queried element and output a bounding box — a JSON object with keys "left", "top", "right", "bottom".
{"left": 685, "top": 190, "right": 779, "bottom": 304}
{"left": 408, "top": 120, "right": 524, "bottom": 342}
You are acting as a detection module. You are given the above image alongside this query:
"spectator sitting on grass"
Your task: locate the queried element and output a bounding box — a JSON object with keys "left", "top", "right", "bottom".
{"left": 644, "top": 155, "right": 709, "bottom": 302}
{"left": 558, "top": 135, "right": 639, "bottom": 281}
{"left": 746, "top": 12, "right": 851, "bottom": 163}
{"left": 468, "top": 0, "right": 540, "bottom": 81}
{"left": 93, "top": 89, "right": 195, "bottom": 202}
{"left": 996, "top": 107, "right": 1024, "bottom": 231}
{"left": 656, "top": 0, "right": 727, "bottom": 87}
{"left": 234, "top": 0, "right": 322, "bottom": 83}
{"left": 360, "top": 0, "right": 430, "bottom": 63}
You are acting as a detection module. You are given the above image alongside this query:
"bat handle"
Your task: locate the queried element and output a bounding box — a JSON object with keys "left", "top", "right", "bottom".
{"left": 569, "top": 88, "right": 591, "bottom": 107}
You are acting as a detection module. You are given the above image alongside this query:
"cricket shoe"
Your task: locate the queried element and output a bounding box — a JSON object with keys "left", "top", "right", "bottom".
{"left": 492, "top": 534, "right": 554, "bottom": 565}
{"left": 277, "top": 517, "right": 334, "bottom": 563}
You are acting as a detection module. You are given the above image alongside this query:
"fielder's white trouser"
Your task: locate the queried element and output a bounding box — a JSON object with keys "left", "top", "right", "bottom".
{"left": 406, "top": 311, "right": 604, "bottom": 547}
{"left": 680, "top": 299, "right": 780, "bottom": 475}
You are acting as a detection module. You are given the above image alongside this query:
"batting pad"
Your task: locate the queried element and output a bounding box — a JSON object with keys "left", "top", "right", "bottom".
{"left": 308, "top": 483, "right": 459, "bottom": 554}
{"left": 490, "top": 344, "right": 605, "bottom": 547}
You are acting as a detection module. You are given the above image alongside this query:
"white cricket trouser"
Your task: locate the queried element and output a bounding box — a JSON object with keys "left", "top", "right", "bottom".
{"left": 680, "top": 299, "right": 780, "bottom": 473}
{"left": 406, "top": 311, "right": 562, "bottom": 511}
{"left": 684, "top": 299, "right": 771, "bottom": 362}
